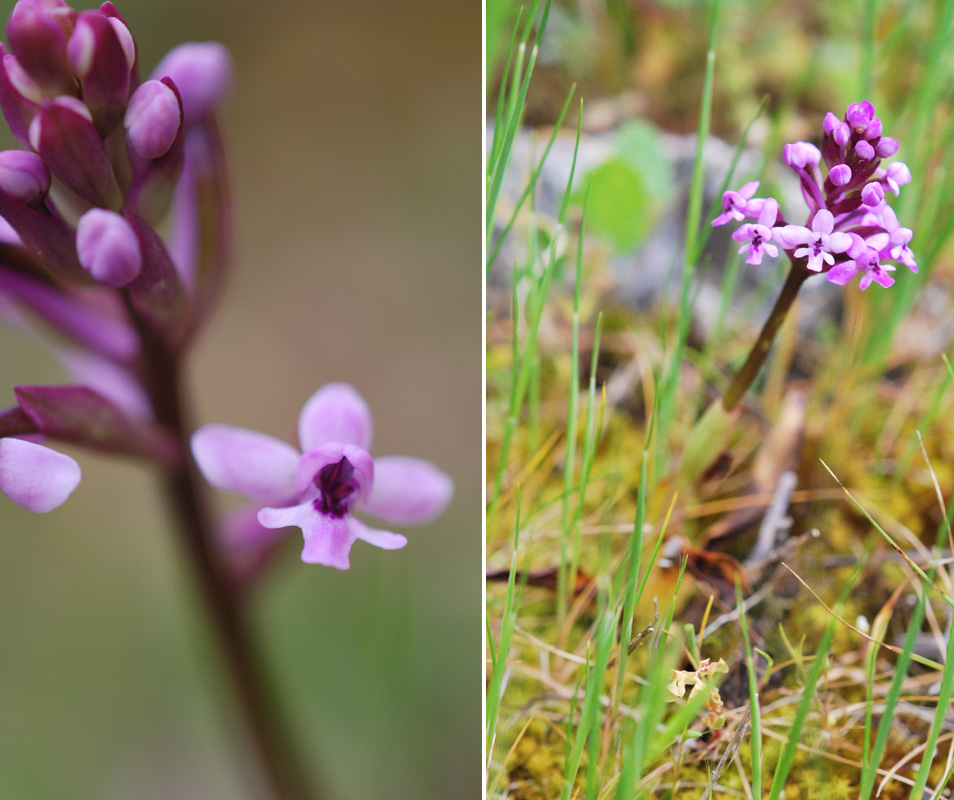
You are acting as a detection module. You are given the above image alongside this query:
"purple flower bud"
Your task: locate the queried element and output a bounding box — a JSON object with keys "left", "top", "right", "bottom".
{"left": 823, "top": 111, "right": 840, "bottom": 135}
{"left": 0, "top": 436, "right": 80, "bottom": 512}
{"left": 0, "top": 149, "right": 49, "bottom": 203}
{"left": 124, "top": 79, "right": 181, "bottom": 159}
{"left": 854, "top": 140, "right": 875, "bottom": 162}
{"left": 76, "top": 208, "right": 142, "bottom": 286}
{"left": 784, "top": 141, "right": 821, "bottom": 169}
{"left": 3, "top": 51, "right": 45, "bottom": 104}
{"left": 29, "top": 95, "right": 122, "bottom": 208}
{"left": 829, "top": 163, "right": 851, "bottom": 186}
{"left": 151, "top": 42, "right": 232, "bottom": 122}
{"left": 832, "top": 121, "right": 850, "bottom": 146}
{"left": 106, "top": 16, "right": 135, "bottom": 66}
{"left": 882, "top": 162, "right": 911, "bottom": 195}
{"left": 0, "top": 47, "right": 41, "bottom": 148}
{"left": 66, "top": 10, "right": 134, "bottom": 135}
{"left": 6, "top": 0, "right": 76, "bottom": 97}
{"left": 866, "top": 117, "right": 883, "bottom": 140}
{"left": 861, "top": 182, "right": 884, "bottom": 208}
{"left": 711, "top": 180, "right": 760, "bottom": 226}
{"left": 876, "top": 136, "right": 898, "bottom": 158}
{"left": 846, "top": 100, "right": 876, "bottom": 132}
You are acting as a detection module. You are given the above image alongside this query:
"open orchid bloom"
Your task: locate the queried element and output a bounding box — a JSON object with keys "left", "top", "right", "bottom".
{"left": 192, "top": 383, "right": 453, "bottom": 570}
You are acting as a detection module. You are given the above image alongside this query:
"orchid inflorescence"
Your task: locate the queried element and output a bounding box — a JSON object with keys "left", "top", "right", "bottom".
{"left": 0, "top": 0, "right": 452, "bottom": 572}
{"left": 713, "top": 100, "right": 916, "bottom": 291}
{"left": 0, "top": 0, "right": 231, "bottom": 512}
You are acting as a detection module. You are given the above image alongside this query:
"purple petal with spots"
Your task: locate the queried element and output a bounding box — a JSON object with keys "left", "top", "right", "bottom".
{"left": 360, "top": 455, "right": 453, "bottom": 525}
{"left": 298, "top": 382, "right": 373, "bottom": 451}
{"left": 0, "top": 436, "right": 80, "bottom": 512}
{"left": 192, "top": 424, "right": 299, "bottom": 503}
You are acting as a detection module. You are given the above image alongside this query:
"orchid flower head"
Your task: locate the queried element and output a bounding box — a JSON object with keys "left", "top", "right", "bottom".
{"left": 714, "top": 100, "right": 916, "bottom": 289}
{"left": 191, "top": 383, "right": 454, "bottom": 570}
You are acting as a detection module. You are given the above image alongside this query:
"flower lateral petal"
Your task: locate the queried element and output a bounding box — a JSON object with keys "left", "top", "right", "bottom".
{"left": 350, "top": 517, "right": 407, "bottom": 551}
{"left": 191, "top": 424, "right": 299, "bottom": 503}
{"left": 360, "top": 455, "right": 453, "bottom": 525}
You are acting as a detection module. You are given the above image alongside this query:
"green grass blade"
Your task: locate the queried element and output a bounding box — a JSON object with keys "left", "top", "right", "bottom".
{"left": 486, "top": 490, "right": 522, "bottom": 757}
{"left": 487, "top": 89, "right": 578, "bottom": 274}
{"left": 559, "top": 177, "right": 588, "bottom": 614}
{"left": 736, "top": 582, "right": 762, "bottom": 799}
{"left": 655, "top": 0, "right": 721, "bottom": 473}
{"left": 767, "top": 556, "right": 867, "bottom": 800}
{"left": 560, "top": 606, "right": 616, "bottom": 800}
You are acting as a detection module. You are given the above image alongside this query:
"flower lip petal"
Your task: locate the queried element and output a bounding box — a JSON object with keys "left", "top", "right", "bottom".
{"left": 294, "top": 443, "right": 373, "bottom": 496}
{"left": 191, "top": 424, "right": 299, "bottom": 503}
{"left": 0, "top": 437, "right": 80, "bottom": 512}
{"left": 298, "top": 382, "right": 373, "bottom": 452}
{"left": 359, "top": 455, "right": 453, "bottom": 525}
{"left": 298, "top": 513, "right": 357, "bottom": 570}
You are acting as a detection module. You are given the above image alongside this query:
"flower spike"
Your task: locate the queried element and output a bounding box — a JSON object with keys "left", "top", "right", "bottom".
{"left": 716, "top": 100, "right": 915, "bottom": 290}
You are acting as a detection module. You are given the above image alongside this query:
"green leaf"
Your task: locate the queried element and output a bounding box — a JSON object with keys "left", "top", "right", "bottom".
{"left": 573, "top": 157, "right": 650, "bottom": 253}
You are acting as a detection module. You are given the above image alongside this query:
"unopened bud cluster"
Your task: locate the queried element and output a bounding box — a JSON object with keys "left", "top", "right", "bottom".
{"left": 0, "top": 0, "right": 232, "bottom": 512}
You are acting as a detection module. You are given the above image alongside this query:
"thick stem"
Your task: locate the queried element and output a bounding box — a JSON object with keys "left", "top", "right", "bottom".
{"left": 721, "top": 257, "right": 810, "bottom": 412}
{"left": 132, "top": 312, "right": 322, "bottom": 800}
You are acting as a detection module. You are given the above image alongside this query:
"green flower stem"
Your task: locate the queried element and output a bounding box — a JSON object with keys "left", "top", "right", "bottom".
{"left": 130, "top": 304, "right": 323, "bottom": 800}
{"left": 721, "top": 256, "right": 810, "bottom": 412}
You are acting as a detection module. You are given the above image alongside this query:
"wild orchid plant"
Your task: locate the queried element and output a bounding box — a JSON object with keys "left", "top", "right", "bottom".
{"left": 713, "top": 100, "right": 916, "bottom": 412}
{"left": 681, "top": 101, "right": 915, "bottom": 478}
{"left": 0, "top": 1, "right": 452, "bottom": 798}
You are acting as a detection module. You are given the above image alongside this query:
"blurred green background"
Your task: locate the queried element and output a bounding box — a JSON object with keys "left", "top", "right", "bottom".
{"left": 0, "top": 1, "right": 479, "bottom": 798}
